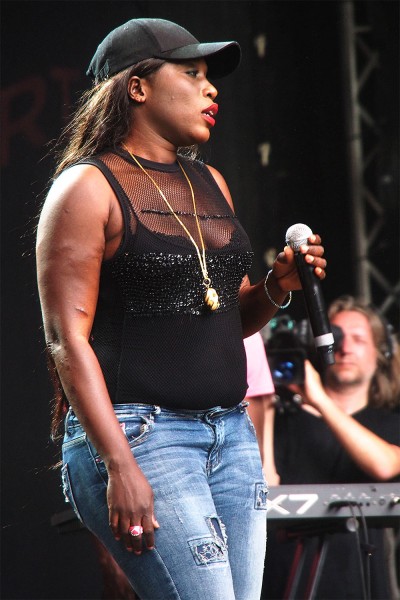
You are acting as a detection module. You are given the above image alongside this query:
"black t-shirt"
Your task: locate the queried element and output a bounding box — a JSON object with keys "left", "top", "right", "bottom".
{"left": 275, "top": 404, "right": 399, "bottom": 484}
{"left": 262, "top": 403, "right": 400, "bottom": 600}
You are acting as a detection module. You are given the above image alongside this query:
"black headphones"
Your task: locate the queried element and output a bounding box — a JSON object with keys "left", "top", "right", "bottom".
{"left": 375, "top": 310, "right": 394, "bottom": 361}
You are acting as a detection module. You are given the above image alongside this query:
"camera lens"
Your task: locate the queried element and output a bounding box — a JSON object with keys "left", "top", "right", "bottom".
{"left": 273, "top": 360, "right": 296, "bottom": 384}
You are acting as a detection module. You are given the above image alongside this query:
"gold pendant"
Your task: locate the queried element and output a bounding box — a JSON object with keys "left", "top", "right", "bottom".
{"left": 204, "top": 287, "right": 220, "bottom": 311}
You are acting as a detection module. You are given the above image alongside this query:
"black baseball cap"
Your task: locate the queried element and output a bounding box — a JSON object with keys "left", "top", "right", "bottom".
{"left": 87, "top": 18, "right": 241, "bottom": 82}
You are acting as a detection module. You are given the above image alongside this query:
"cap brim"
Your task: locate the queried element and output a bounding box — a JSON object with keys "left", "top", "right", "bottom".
{"left": 158, "top": 41, "right": 241, "bottom": 78}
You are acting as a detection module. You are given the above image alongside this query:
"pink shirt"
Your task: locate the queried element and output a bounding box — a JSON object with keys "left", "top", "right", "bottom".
{"left": 244, "top": 332, "right": 275, "bottom": 397}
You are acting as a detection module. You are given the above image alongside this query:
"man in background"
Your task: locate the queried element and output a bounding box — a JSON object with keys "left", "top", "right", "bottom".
{"left": 261, "top": 295, "right": 400, "bottom": 599}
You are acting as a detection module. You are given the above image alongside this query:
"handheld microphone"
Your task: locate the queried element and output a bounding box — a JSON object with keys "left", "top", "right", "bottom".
{"left": 285, "top": 223, "right": 335, "bottom": 366}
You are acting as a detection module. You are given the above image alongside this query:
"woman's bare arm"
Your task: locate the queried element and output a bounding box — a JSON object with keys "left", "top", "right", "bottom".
{"left": 36, "top": 165, "right": 158, "bottom": 552}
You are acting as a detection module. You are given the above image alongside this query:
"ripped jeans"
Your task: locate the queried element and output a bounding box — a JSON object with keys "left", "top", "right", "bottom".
{"left": 62, "top": 402, "right": 268, "bottom": 600}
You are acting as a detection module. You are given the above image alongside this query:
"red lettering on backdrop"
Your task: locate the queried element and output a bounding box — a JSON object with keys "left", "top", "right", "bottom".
{"left": 1, "top": 68, "right": 80, "bottom": 167}
{"left": 50, "top": 67, "right": 81, "bottom": 122}
{"left": 1, "top": 76, "right": 46, "bottom": 167}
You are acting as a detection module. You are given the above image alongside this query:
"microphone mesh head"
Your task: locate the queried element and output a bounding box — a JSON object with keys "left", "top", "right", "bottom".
{"left": 285, "top": 223, "right": 313, "bottom": 251}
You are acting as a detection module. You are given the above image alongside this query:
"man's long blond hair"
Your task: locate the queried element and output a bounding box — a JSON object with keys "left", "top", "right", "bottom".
{"left": 328, "top": 295, "right": 400, "bottom": 409}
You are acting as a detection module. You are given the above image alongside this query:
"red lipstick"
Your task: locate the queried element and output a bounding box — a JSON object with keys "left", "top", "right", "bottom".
{"left": 202, "top": 103, "right": 219, "bottom": 127}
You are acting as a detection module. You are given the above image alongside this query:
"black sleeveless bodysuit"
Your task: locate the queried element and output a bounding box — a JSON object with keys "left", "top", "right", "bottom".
{"left": 81, "top": 149, "right": 253, "bottom": 410}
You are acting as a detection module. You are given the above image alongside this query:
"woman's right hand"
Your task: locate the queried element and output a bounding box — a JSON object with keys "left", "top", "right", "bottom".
{"left": 37, "top": 165, "right": 160, "bottom": 553}
{"left": 107, "top": 464, "right": 160, "bottom": 554}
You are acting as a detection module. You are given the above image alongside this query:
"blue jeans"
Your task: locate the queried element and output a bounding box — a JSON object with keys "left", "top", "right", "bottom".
{"left": 62, "top": 402, "right": 268, "bottom": 600}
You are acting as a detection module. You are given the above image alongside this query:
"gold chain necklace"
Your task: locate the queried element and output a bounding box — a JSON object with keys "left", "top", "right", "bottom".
{"left": 123, "top": 145, "right": 220, "bottom": 311}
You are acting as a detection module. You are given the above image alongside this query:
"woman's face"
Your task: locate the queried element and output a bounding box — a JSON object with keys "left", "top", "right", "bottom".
{"left": 135, "top": 59, "right": 219, "bottom": 148}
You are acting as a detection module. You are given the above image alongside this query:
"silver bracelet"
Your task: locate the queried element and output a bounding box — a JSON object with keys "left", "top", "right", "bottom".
{"left": 264, "top": 269, "right": 292, "bottom": 309}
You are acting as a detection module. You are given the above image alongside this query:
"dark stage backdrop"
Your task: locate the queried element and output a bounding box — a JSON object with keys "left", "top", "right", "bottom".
{"left": 1, "top": 2, "right": 398, "bottom": 598}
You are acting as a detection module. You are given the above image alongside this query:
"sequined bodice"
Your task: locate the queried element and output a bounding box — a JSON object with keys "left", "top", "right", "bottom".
{"left": 80, "top": 150, "right": 253, "bottom": 409}
{"left": 110, "top": 251, "right": 252, "bottom": 316}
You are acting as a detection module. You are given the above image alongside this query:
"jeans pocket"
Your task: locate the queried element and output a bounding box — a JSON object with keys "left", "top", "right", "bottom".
{"left": 85, "top": 414, "right": 154, "bottom": 482}
{"left": 122, "top": 414, "right": 153, "bottom": 448}
{"left": 61, "top": 463, "right": 84, "bottom": 523}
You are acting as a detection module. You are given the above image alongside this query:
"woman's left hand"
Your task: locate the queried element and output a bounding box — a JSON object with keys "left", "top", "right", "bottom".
{"left": 271, "top": 233, "right": 327, "bottom": 292}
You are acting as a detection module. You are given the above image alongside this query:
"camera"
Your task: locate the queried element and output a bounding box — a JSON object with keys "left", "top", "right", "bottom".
{"left": 267, "top": 348, "right": 306, "bottom": 386}
{"left": 264, "top": 315, "right": 343, "bottom": 386}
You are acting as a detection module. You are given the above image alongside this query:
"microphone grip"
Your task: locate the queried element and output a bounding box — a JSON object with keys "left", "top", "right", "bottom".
{"left": 294, "top": 253, "right": 335, "bottom": 366}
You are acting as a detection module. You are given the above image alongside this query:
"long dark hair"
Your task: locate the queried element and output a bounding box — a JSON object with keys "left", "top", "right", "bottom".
{"left": 49, "top": 59, "right": 166, "bottom": 440}
{"left": 53, "top": 58, "right": 166, "bottom": 178}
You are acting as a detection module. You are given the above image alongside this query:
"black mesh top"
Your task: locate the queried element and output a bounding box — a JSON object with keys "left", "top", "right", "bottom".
{"left": 80, "top": 149, "right": 253, "bottom": 409}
